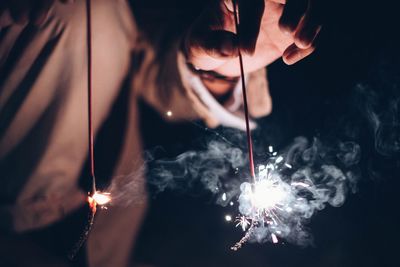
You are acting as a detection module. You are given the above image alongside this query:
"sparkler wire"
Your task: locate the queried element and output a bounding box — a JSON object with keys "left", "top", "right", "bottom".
{"left": 232, "top": 0, "right": 256, "bottom": 181}
{"left": 86, "top": 0, "right": 96, "bottom": 193}
{"left": 68, "top": 0, "right": 97, "bottom": 259}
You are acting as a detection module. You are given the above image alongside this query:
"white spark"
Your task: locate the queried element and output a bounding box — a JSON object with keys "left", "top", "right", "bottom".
{"left": 275, "top": 156, "right": 284, "bottom": 163}
{"left": 225, "top": 215, "right": 232, "bottom": 222}
{"left": 268, "top": 146, "right": 274, "bottom": 153}
{"left": 222, "top": 193, "right": 227, "bottom": 201}
{"left": 291, "top": 182, "right": 310, "bottom": 187}
{"left": 285, "top": 163, "right": 292, "bottom": 169}
{"left": 271, "top": 233, "right": 279, "bottom": 244}
{"left": 166, "top": 110, "right": 173, "bottom": 117}
{"left": 235, "top": 216, "right": 250, "bottom": 231}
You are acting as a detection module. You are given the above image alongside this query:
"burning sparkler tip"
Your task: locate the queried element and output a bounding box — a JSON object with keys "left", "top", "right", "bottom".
{"left": 88, "top": 191, "right": 111, "bottom": 211}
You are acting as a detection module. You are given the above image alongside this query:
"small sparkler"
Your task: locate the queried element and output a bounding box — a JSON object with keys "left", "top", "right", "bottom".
{"left": 69, "top": 0, "right": 111, "bottom": 259}
{"left": 227, "top": 134, "right": 359, "bottom": 249}
{"left": 228, "top": 0, "right": 258, "bottom": 250}
{"left": 229, "top": 1, "right": 301, "bottom": 247}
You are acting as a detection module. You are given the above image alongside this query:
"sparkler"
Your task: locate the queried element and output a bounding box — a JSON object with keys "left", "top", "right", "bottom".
{"left": 227, "top": 0, "right": 259, "bottom": 249}
{"left": 69, "top": 0, "right": 111, "bottom": 259}
{"left": 230, "top": 1, "right": 293, "bottom": 249}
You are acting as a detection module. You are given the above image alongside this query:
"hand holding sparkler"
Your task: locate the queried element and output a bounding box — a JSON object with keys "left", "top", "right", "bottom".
{"left": 183, "top": 0, "right": 323, "bottom": 77}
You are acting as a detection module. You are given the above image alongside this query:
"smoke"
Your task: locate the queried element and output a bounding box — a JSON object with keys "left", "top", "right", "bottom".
{"left": 237, "top": 137, "right": 360, "bottom": 246}
{"left": 105, "top": 163, "right": 148, "bottom": 206}
{"left": 148, "top": 140, "right": 246, "bottom": 197}
{"left": 355, "top": 84, "right": 400, "bottom": 156}
{"left": 354, "top": 46, "right": 400, "bottom": 157}
{"left": 148, "top": 136, "right": 361, "bottom": 246}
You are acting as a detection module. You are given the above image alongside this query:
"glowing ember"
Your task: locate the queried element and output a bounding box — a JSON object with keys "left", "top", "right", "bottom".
{"left": 166, "top": 110, "right": 173, "bottom": 117}
{"left": 88, "top": 191, "right": 111, "bottom": 211}
{"left": 92, "top": 191, "right": 111, "bottom": 205}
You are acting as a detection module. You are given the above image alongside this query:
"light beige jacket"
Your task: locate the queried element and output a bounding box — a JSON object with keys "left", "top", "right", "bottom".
{"left": 0, "top": 0, "right": 271, "bottom": 266}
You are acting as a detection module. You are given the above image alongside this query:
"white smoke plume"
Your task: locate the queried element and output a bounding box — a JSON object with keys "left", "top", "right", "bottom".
{"left": 148, "top": 136, "right": 361, "bottom": 246}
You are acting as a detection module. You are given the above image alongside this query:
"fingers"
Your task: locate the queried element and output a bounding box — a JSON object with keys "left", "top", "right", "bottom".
{"left": 293, "top": 1, "right": 321, "bottom": 48}
{"left": 282, "top": 42, "right": 315, "bottom": 65}
{"left": 279, "top": 0, "right": 322, "bottom": 64}
{"left": 279, "top": 0, "right": 308, "bottom": 34}
{"left": 185, "top": 0, "right": 265, "bottom": 68}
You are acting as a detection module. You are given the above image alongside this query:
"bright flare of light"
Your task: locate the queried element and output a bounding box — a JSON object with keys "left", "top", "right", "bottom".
{"left": 251, "top": 179, "right": 286, "bottom": 210}
{"left": 233, "top": 163, "right": 291, "bottom": 250}
{"left": 166, "top": 110, "right": 173, "bottom": 117}
{"left": 91, "top": 191, "right": 111, "bottom": 206}
{"left": 225, "top": 215, "right": 232, "bottom": 222}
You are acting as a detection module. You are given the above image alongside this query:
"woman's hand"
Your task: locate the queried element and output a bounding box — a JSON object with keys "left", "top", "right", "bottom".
{"left": 184, "top": 0, "right": 323, "bottom": 77}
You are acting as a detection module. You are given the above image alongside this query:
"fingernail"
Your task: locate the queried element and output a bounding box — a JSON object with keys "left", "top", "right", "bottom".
{"left": 284, "top": 50, "right": 299, "bottom": 65}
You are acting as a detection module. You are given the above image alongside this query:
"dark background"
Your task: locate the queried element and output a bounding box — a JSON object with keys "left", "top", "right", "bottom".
{"left": 1, "top": 1, "right": 399, "bottom": 267}
{"left": 126, "top": 1, "right": 400, "bottom": 267}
